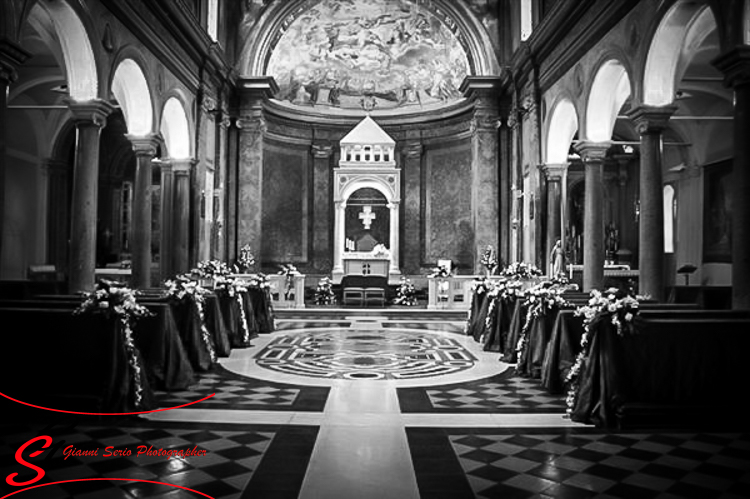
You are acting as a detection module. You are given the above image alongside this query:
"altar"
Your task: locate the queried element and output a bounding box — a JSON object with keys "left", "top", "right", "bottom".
{"left": 342, "top": 254, "right": 390, "bottom": 277}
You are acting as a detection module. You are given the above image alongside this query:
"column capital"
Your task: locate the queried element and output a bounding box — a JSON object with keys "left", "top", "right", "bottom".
{"left": 574, "top": 141, "right": 611, "bottom": 163}
{"left": 0, "top": 39, "right": 31, "bottom": 82}
{"left": 712, "top": 45, "right": 750, "bottom": 88}
{"left": 171, "top": 158, "right": 196, "bottom": 174}
{"left": 539, "top": 163, "right": 568, "bottom": 181}
{"left": 236, "top": 116, "right": 266, "bottom": 134}
{"left": 66, "top": 99, "right": 115, "bottom": 128}
{"left": 402, "top": 141, "right": 423, "bottom": 158}
{"left": 127, "top": 134, "right": 160, "bottom": 157}
{"left": 627, "top": 104, "right": 677, "bottom": 134}
{"left": 311, "top": 142, "right": 333, "bottom": 159}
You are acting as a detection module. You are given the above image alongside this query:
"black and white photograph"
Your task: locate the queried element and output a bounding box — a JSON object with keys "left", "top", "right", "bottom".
{"left": 1, "top": 1, "right": 749, "bottom": 498}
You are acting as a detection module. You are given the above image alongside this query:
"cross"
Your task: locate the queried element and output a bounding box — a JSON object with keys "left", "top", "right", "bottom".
{"left": 359, "top": 205, "right": 376, "bottom": 229}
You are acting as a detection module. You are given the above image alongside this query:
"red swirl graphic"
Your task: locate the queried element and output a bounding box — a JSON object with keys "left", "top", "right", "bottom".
{"left": 0, "top": 391, "right": 215, "bottom": 416}
{"left": 1, "top": 478, "right": 215, "bottom": 498}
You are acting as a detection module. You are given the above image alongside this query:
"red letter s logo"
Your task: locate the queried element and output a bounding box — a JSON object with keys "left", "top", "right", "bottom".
{"left": 6, "top": 436, "right": 53, "bottom": 486}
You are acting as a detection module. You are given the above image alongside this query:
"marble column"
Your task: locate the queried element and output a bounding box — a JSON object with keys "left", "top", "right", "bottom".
{"left": 628, "top": 105, "right": 676, "bottom": 302}
{"left": 714, "top": 47, "right": 750, "bottom": 309}
{"left": 66, "top": 99, "right": 114, "bottom": 293}
{"left": 0, "top": 40, "right": 30, "bottom": 272}
{"left": 462, "top": 77, "right": 502, "bottom": 273}
{"left": 575, "top": 141, "right": 610, "bottom": 291}
{"left": 402, "top": 141, "right": 422, "bottom": 273}
{"left": 389, "top": 201, "right": 401, "bottom": 275}
{"left": 237, "top": 77, "right": 277, "bottom": 265}
{"left": 540, "top": 163, "right": 568, "bottom": 273}
{"left": 172, "top": 159, "right": 194, "bottom": 276}
{"left": 158, "top": 160, "right": 174, "bottom": 281}
{"left": 128, "top": 135, "right": 159, "bottom": 289}
{"left": 312, "top": 142, "right": 333, "bottom": 272}
{"left": 43, "top": 159, "right": 71, "bottom": 272}
{"left": 332, "top": 200, "right": 346, "bottom": 276}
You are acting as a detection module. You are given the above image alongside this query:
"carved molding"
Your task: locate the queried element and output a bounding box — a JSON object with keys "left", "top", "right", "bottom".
{"left": 627, "top": 104, "right": 678, "bottom": 135}
{"left": 713, "top": 46, "right": 750, "bottom": 88}
{"left": 66, "top": 99, "right": 116, "bottom": 128}
{"left": 574, "top": 140, "right": 611, "bottom": 163}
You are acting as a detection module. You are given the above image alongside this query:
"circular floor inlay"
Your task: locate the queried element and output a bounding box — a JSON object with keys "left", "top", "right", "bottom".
{"left": 254, "top": 329, "right": 477, "bottom": 380}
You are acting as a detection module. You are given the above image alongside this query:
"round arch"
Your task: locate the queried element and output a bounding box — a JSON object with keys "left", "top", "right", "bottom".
{"left": 585, "top": 59, "right": 631, "bottom": 142}
{"left": 32, "top": 0, "right": 98, "bottom": 101}
{"left": 111, "top": 58, "right": 154, "bottom": 136}
{"left": 643, "top": 1, "right": 717, "bottom": 106}
{"left": 339, "top": 176, "right": 399, "bottom": 205}
{"left": 545, "top": 97, "right": 579, "bottom": 164}
{"left": 160, "top": 95, "right": 192, "bottom": 160}
{"left": 239, "top": 0, "right": 500, "bottom": 78}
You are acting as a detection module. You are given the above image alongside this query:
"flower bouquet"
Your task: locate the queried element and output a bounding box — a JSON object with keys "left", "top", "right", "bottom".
{"left": 480, "top": 245, "right": 498, "bottom": 276}
{"left": 502, "top": 261, "right": 543, "bottom": 280}
{"left": 515, "top": 282, "right": 572, "bottom": 364}
{"left": 315, "top": 277, "right": 336, "bottom": 305}
{"left": 74, "top": 279, "right": 153, "bottom": 408}
{"left": 164, "top": 275, "right": 216, "bottom": 362}
{"left": 393, "top": 276, "right": 418, "bottom": 306}
{"left": 564, "top": 287, "right": 642, "bottom": 416}
{"left": 371, "top": 244, "right": 390, "bottom": 258}
{"left": 234, "top": 244, "right": 255, "bottom": 273}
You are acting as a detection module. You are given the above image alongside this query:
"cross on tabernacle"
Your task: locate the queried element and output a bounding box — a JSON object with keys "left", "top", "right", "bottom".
{"left": 359, "top": 205, "right": 376, "bottom": 229}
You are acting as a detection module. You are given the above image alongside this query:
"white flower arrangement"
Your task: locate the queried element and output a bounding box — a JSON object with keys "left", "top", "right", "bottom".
{"left": 502, "top": 261, "right": 543, "bottom": 279}
{"left": 315, "top": 277, "right": 336, "bottom": 305}
{"left": 371, "top": 244, "right": 390, "bottom": 258}
{"left": 235, "top": 244, "right": 256, "bottom": 273}
{"left": 564, "top": 287, "right": 642, "bottom": 416}
{"left": 515, "top": 283, "right": 572, "bottom": 362}
{"left": 192, "top": 259, "right": 231, "bottom": 279}
{"left": 164, "top": 275, "right": 216, "bottom": 362}
{"left": 74, "top": 279, "right": 153, "bottom": 408}
{"left": 393, "top": 276, "right": 418, "bottom": 306}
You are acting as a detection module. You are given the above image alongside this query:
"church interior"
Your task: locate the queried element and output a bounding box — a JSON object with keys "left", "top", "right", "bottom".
{"left": 1, "top": 0, "right": 750, "bottom": 498}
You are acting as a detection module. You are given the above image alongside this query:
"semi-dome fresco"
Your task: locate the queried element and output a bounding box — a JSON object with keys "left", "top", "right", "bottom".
{"left": 266, "top": 0, "right": 471, "bottom": 112}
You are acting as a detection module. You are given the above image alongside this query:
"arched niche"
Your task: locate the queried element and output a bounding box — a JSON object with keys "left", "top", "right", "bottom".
{"left": 333, "top": 171, "right": 401, "bottom": 282}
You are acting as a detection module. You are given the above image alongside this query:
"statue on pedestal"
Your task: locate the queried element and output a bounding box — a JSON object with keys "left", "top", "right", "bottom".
{"left": 550, "top": 239, "right": 564, "bottom": 276}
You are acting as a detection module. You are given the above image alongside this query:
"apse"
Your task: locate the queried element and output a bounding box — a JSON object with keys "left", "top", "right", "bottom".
{"left": 265, "top": 0, "right": 471, "bottom": 113}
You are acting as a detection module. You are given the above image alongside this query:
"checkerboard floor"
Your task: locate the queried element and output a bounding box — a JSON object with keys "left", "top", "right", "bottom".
{"left": 0, "top": 418, "right": 288, "bottom": 499}
{"left": 154, "top": 364, "right": 329, "bottom": 411}
{"left": 399, "top": 370, "right": 568, "bottom": 413}
{"left": 408, "top": 427, "right": 750, "bottom": 499}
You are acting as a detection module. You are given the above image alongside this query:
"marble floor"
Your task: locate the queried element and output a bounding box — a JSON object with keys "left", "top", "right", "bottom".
{"left": 1, "top": 309, "right": 749, "bottom": 498}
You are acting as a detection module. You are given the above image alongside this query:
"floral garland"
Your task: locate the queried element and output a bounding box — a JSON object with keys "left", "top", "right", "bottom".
{"left": 502, "top": 261, "right": 543, "bottom": 280}
{"left": 483, "top": 278, "right": 523, "bottom": 333}
{"left": 393, "top": 276, "right": 417, "bottom": 306}
{"left": 564, "top": 288, "right": 641, "bottom": 416}
{"left": 480, "top": 245, "right": 498, "bottom": 275}
{"left": 515, "top": 283, "right": 572, "bottom": 364}
{"left": 164, "top": 275, "right": 216, "bottom": 363}
{"left": 74, "top": 279, "right": 153, "bottom": 409}
{"left": 315, "top": 277, "right": 337, "bottom": 305}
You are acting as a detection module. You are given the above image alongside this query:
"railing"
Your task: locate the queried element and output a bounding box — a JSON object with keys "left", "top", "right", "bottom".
{"left": 266, "top": 274, "right": 306, "bottom": 308}
{"left": 427, "top": 276, "right": 479, "bottom": 309}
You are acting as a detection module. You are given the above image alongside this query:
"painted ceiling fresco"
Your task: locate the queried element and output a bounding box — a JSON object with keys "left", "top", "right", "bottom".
{"left": 266, "top": 0, "right": 471, "bottom": 112}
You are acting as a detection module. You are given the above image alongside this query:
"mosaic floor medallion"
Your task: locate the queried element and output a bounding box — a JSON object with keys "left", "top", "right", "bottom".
{"left": 254, "top": 329, "right": 477, "bottom": 380}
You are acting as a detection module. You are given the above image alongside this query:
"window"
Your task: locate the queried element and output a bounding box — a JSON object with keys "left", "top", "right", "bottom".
{"left": 664, "top": 184, "right": 676, "bottom": 253}
{"left": 207, "top": 0, "right": 219, "bottom": 41}
{"left": 520, "top": 0, "right": 534, "bottom": 41}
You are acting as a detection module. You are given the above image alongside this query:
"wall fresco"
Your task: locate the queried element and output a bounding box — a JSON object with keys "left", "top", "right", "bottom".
{"left": 266, "top": 0, "right": 470, "bottom": 111}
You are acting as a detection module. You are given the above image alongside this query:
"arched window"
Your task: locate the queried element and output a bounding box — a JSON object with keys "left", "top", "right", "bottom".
{"left": 664, "top": 184, "right": 676, "bottom": 253}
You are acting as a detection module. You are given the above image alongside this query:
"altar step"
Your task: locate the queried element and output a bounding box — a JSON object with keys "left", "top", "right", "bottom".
{"left": 274, "top": 307, "right": 468, "bottom": 322}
